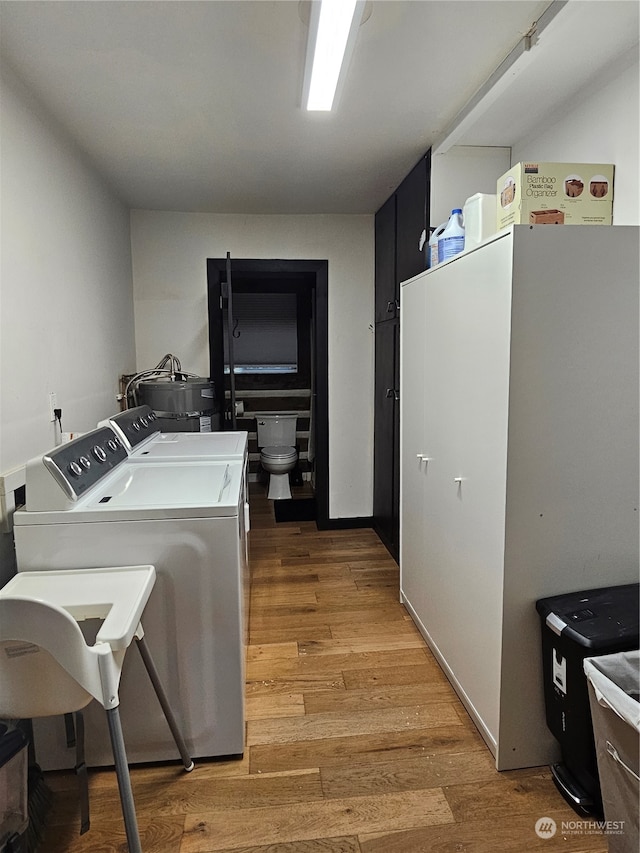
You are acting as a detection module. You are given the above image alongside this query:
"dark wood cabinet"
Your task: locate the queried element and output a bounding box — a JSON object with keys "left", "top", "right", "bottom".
{"left": 396, "top": 155, "right": 429, "bottom": 285}
{"left": 373, "top": 319, "right": 399, "bottom": 555}
{"left": 373, "top": 152, "right": 430, "bottom": 560}
{"left": 374, "top": 194, "right": 397, "bottom": 324}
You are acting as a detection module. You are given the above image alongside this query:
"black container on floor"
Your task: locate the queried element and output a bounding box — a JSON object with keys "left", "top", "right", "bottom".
{"left": 536, "top": 583, "right": 639, "bottom": 816}
{"left": 0, "top": 725, "right": 28, "bottom": 853}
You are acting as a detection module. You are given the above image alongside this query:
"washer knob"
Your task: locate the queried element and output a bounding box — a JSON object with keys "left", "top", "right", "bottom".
{"left": 79, "top": 456, "right": 91, "bottom": 470}
{"left": 68, "top": 461, "right": 83, "bottom": 477}
{"left": 132, "top": 422, "right": 141, "bottom": 432}
{"left": 140, "top": 416, "right": 149, "bottom": 428}
{"left": 106, "top": 439, "right": 118, "bottom": 453}
{"left": 92, "top": 445, "right": 107, "bottom": 463}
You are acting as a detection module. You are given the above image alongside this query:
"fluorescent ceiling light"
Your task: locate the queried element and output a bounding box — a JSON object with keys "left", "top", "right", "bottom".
{"left": 304, "top": 0, "right": 365, "bottom": 111}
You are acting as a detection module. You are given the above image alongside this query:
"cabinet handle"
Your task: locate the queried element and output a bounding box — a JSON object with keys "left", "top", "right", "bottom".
{"left": 454, "top": 477, "right": 464, "bottom": 484}
{"left": 386, "top": 388, "right": 394, "bottom": 398}
{"left": 386, "top": 388, "right": 399, "bottom": 400}
{"left": 416, "top": 454, "right": 433, "bottom": 462}
{"left": 386, "top": 300, "right": 396, "bottom": 313}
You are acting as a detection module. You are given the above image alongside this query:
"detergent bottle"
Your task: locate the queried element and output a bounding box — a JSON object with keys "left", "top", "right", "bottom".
{"left": 427, "top": 222, "right": 447, "bottom": 268}
{"left": 438, "top": 209, "right": 465, "bottom": 263}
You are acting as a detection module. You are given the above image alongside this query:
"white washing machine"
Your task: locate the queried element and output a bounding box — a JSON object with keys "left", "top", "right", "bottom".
{"left": 13, "top": 426, "right": 248, "bottom": 770}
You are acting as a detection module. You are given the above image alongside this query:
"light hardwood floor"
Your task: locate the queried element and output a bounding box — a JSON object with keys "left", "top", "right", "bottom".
{"left": 40, "top": 485, "right": 607, "bottom": 853}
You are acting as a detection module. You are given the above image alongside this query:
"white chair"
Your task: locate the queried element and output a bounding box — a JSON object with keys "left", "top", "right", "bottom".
{"left": 0, "top": 565, "right": 194, "bottom": 853}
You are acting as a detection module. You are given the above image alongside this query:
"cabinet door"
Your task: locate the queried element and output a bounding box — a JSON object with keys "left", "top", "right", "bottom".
{"left": 373, "top": 320, "right": 399, "bottom": 557}
{"left": 399, "top": 279, "right": 427, "bottom": 611}
{"left": 375, "top": 194, "right": 397, "bottom": 323}
{"left": 421, "top": 237, "right": 512, "bottom": 748}
{"left": 396, "top": 157, "right": 427, "bottom": 287}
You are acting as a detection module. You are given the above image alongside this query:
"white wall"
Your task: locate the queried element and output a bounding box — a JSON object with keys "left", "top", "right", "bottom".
{"left": 0, "top": 65, "right": 135, "bottom": 583}
{"left": 430, "top": 146, "right": 511, "bottom": 228}
{"left": 511, "top": 48, "right": 639, "bottom": 225}
{"left": 130, "top": 211, "right": 375, "bottom": 519}
{"left": 0, "top": 66, "right": 136, "bottom": 470}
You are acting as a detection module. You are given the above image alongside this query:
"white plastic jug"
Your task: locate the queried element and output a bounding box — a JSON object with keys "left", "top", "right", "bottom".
{"left": 438, "top": 209, "right": 465, "bottom": 263}
{"left": 462, "top": 193, "right": 496, "bottom": 250}
{"left": 427, "top": 223, "right": 447, "bottom": 269}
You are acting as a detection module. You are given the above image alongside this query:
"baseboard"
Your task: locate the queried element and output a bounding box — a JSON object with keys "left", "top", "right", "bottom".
{"left": 400, "top": 592, "right": 498, "bottom": 761}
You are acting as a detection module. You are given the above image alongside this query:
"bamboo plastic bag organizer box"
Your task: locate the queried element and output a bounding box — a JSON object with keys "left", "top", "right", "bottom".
{"left": 584, "top": 651, "right": 640, "bottom": 853}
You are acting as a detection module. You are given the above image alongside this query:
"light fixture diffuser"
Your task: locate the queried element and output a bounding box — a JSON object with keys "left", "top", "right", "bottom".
{"left": 303, "top": 0, "right": 365, "bottom": 111}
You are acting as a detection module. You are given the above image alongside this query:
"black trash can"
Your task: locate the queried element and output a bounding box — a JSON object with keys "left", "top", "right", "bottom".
{"left": 0, "top": 725, "right": 28, "bottom": 853}
{"left": 536, "top": 582, "right": 639, "bottom": 816}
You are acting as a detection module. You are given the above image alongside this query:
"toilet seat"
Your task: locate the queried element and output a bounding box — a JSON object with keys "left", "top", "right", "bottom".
{"left": 260, "top": 446, "right": 296, "bottom": 462}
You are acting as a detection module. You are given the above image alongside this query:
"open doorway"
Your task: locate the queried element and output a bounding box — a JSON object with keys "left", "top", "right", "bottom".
{"left": 207, "top": 258, "right": 329, "bottom": 528}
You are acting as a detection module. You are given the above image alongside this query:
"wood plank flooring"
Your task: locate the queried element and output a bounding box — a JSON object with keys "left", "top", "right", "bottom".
{"left": 39, "top": 485, "right": 607, "bottom": 853}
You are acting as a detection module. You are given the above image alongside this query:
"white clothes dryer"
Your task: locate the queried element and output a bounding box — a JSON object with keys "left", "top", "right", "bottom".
{"left": 100, "top": 406, "right": 250, "bottom": 543}
{"left": 100, "top": 405, "right": 248, "bottom": 462}
{"left": 13, "top": 426, "right": 248, "bottom": 770}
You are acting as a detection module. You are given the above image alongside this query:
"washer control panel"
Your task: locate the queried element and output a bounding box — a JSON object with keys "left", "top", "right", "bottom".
{"left": 43, "top": 426, "right": 128, "bottom": 499}
{"left": 105, "top": 405, "right": 160, "bottom": 450}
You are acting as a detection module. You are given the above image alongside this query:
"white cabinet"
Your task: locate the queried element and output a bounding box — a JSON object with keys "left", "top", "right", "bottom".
{"left": 400, "top": 225, "right": 639, "bottom": 770}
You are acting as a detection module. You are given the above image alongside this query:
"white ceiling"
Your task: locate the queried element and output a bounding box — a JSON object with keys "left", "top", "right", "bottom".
{"left": 0, "top": 0, "right": 636, "bottom": 214}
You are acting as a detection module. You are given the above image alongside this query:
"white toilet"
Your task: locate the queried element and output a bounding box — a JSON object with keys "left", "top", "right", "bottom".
{"left": 256, "top": 414, "right": 298, "bottom": 500}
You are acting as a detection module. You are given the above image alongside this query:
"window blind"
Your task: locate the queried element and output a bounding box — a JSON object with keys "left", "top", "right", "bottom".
{"left": 223, "top": 292, "right": 298, "bottom": 370}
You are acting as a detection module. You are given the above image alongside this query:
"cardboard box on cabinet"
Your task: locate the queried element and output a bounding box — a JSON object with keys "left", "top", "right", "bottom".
{"left": 497, "top": 162, "right": 614, "bottom": 230}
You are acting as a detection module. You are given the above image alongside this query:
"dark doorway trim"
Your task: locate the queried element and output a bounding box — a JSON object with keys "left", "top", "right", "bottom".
{"left": 207, "top": 258, "right": 329, "bottom": 529}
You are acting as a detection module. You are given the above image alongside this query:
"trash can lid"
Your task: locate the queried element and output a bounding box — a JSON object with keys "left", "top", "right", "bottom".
{"left": 535, "top": 583, "right": 640, "bottom": 650}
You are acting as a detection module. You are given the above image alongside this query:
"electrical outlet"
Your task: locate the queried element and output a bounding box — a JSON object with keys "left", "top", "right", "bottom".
{"left": 48, "top": 392, "right": 58, "bottom": 422}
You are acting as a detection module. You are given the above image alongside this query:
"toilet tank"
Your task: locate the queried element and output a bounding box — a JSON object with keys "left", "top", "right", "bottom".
{"left": 256, "top": 414, "right": 297, "bottom": 447}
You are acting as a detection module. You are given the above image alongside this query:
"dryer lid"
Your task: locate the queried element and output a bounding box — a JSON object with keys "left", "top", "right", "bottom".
{"left": 132, "top": 430, "right": 248, "bottom": 461}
